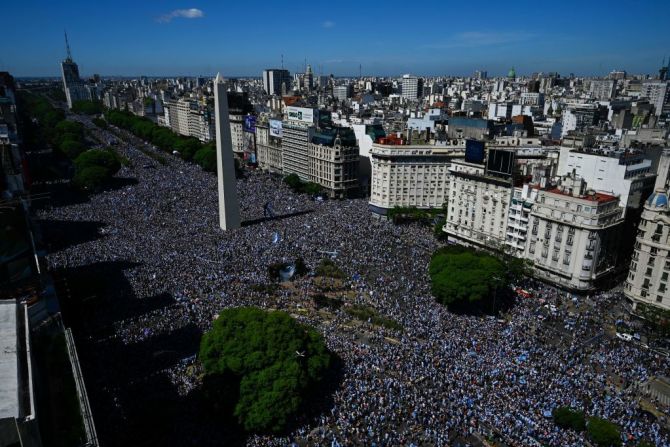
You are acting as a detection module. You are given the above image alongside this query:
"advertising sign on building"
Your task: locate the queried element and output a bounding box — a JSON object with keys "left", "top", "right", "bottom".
{"left": 243, "top": 115, "right": 257, "bottom": 133}
{"left": 269, "top": 119, "right": 283, "bottom": 138}
{"left": 286, "top": 106, "right": 314, "bottom": 124}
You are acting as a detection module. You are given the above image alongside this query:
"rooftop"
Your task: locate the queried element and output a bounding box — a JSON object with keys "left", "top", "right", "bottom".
{"left": 0, "top": 300, "right": 18, "bottom": 419}
{"left": 544, "top": 187, "right": 618, "bottom": 204}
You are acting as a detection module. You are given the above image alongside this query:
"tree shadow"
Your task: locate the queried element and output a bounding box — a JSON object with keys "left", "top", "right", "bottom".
{"left": 38, "top": 219, "right": 106, "bottom": 253}
{"left": 241, "top": 209, "right": 314, "bottom": 227}
{"left": 446, "top": 287, "right": 517, "bottom": 317}
{"left": 106, "top": 177, "right": 139, "bottom": 190}
{"left": 31, "top": 181, "right": 90, "bottom": 210}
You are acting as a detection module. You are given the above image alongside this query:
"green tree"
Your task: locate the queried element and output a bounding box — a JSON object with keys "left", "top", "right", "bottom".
{"left": 429, "top": 246, "right": 506, "bottom": 308}
{"left": 71, "top": 100, "right": 103, "bottom": 115}
{"left": 91, "top": 118, "right": 107, "bottom": 129}
{"left": 59, "top": 139, "right": 86, "bottom": 159}
{"left": 199, "top": 307, "right": 332, "bottom": 434}
{"left": 552, "top": 407, "right": 586, "bottom": 431}
{"left": 55, "top": 120, "right": 84, "bottom": 136}
{"left": 74, "top": 150, "right": 121, "bottom": 175}
{"left": 73, "top": 166, "right": 110, "bottom": 191}
{"left": 193, "top": 146, "right": 217, "bottom": 172}
{"left": 587, "top": 417, "right": 621, "bottom": 447}
{"left": 283, "top": 174, "right": 303, "bottom": 191}
{"left": 174, "top": 137, "right": 202, "bottom": 160}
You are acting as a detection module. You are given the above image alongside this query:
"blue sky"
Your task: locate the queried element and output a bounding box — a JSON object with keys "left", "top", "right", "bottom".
{"left": 2, "top": 0, "right": 669, "bottom": 78}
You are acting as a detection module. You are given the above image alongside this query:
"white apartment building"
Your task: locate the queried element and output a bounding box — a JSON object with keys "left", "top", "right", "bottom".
{"left": 525, "top": 174, "right": 623, "bottom": 291}
{"left": 229, "top": 113, "right": 245, "bottom": 154}
{"left": 443, "top": 160, "right": 513, "bottom": 249}
{"left": 369, "top": 143, "right": 463, "bottom": 216}
{"left": 589, "top": 79, "right": 617, "bottom": 100}
{"left": 625, "top": 189, "right": 670, "bottom": 312}
{"left": 557, "top": 147, "right": 656, "bottom": 213}
{"left": 401, "top": 74, "right": 421, "bottom": 101}
{"left": 162, "top": 98, "right": 214, "bottom": 142}
{"left": 282, "top": 120, "right": 313, "bottom": 181}
{"left": 641, "top": 81, "right": 670, "bottom": 116}
{"left": 256, "top": 123, "right": 283, "bottom": 174}
{"left": 520, "top": 92, "right": 545, "bottom": 107}
{"left": 333, "top": 85, "right": 350, "bottom": 101}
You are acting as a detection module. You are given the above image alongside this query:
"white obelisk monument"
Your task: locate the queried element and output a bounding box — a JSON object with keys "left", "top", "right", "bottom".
{"left": 214, "top": 73, "right": 241, "bottom": 230}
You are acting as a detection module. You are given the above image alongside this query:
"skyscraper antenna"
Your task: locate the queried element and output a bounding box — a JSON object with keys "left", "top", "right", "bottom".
{"left": 64, "top": 30, "right": 72, "bottom": 61}
{"left": 281, "top": 54, "right": 283, "bottom": 70}
{"left": 359, "top": 64, "right": 362, "bottom": 79}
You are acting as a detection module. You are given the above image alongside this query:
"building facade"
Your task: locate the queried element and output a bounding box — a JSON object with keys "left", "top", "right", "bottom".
{"left": 308, "top": 127, "right": 359, "bottom": 198}
{"left": 369, "top": 143, "right": 462, "bottom": 216}
{"left": 624, "top": 189, "right": 670, "bottom": 312}
{"left": 262, "top": 69, "right": 291, "bottom": 96}
{"left": 162, "top": 98, "right": 214, "bottom": 142}
{"left": 525, "top": 174, "right": 623, "bottom": 291}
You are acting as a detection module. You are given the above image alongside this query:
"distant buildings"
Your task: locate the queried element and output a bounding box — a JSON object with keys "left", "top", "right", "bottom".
{"left": 262, "top": 69, "right": 291, "bottom": 96}
{"left": 641, "top": 81, "right": 670, "bottom": 117}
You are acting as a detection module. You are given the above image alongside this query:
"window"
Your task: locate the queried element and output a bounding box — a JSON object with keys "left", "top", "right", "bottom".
{"left": 646, "top": 267, "right": 653, "bottom": 276}
{"left": 567, "top": 235, "right": 574, "bottom": 246}
{"left": 663, "top": 272, "right": 668, "bottom": 281}
{"left": 657, "top": 295, "right": 664, "bottom": 303}
{"left": 659, "top": 283, "right": 667, "bottom": 293}
{"left": 552, "top": 250, "right": 559, "bottom": 261}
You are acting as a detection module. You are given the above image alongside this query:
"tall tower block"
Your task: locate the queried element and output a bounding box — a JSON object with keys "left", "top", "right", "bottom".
{"left": 214, "top": 73, "right": 241, "bottom": 230}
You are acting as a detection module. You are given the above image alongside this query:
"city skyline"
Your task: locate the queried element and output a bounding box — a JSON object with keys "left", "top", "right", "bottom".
{"left": 2, "top": 0, "right": 670, "bottom": 78}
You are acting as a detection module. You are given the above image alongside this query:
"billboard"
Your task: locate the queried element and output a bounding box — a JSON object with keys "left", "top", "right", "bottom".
{"left": 243, "top": 132, "right": 256, "bottom": 164}
{"left": 243, "top": 115, "right": 256, "bottom": 133}
{"left": 269, "top": 119, "right": 283, "bottom": 138}
{"left": 487, "top": 149, "right": 515, "bottom": 177}
{"left": 464, "top": 139, "right": 485, "bottom": 164}
{"left": 286, "top": 106, "right": 314, "bottom": 124}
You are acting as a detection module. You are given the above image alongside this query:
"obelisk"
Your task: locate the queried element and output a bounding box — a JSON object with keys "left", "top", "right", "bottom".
{"left": 214, "top": 73, "right": 241, "bottom": 230}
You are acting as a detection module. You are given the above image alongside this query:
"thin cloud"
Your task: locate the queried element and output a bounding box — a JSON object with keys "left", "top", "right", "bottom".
{"left": 157, "top": 8, "right": 204, "bottom": 23}
{"left": 322, "top": 20, "right": 335, "bottom": 29}
{"left": 424, "top": 31, "right": 534, "bottom": 49}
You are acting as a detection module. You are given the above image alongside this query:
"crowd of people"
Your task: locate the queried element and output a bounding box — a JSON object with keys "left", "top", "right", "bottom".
{"left": 38, "top": 119, "right": 670, "bottom": 447}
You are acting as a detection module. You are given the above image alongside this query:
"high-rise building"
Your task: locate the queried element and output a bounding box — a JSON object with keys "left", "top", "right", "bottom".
{"left": 641, "top": 81, "right": 670, "bottom": 117}
{"left": 262, "top": 69, "right": 291, "bottom": 96}
{"left": 333, "top": 85, "right": 350, "bottom": 101}
{"left": 303, "top": 64, "right": 314, "bottom": 92}
{"left": 213, "top": 73, "right": 241, "bottom": 231}
{"left": 60, "top": 32, "right": 90, "bottom": 109}
{"left": 401, "top": 74, "right": 422, "bottom": 101}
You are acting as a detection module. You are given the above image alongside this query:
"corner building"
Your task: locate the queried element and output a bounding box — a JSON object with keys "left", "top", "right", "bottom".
{"left": 625, "top": 190, "right": 670, "bottom": 312}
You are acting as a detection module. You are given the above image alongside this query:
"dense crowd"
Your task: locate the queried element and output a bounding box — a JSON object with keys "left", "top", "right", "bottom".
{"left": 39, "top": 119, "right": 670, "bottom": 447}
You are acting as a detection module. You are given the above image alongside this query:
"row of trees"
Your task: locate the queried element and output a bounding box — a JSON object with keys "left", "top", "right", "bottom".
{"left": 104, "top": 109, "right": 218, "bottom": 172}
{"left": 71, "top": 100, "right": 104, "bottom": 115}
{"left": 18, "top": 92, "right": 121, "bottom": 191}
{"left": 199, "top": 307, "right": 332, "bottom": 434}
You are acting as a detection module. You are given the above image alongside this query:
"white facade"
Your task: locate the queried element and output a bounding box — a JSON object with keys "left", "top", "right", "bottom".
{"left": 557, "top": 147, "right": 656, "bottom": 212}
{"left": 625, "top": 190, "right": 670, "bottom": 311}
{"left": 401, "top": 74, "right": 420, "bottom": 101}
{"left": 369, "top": 144, "right": 462, "bottom": 215}
{"left": 213, "top": 73, "right": 241, "bottom": 230}
{"left": 162, "top": 98, "right": 214, "bottom": 142}
{"left": 641, "top": 81, "right": 670, "bottom": 116}
{"left": 525, "top": 175, "right": 623, "bottom": 290}
{"left": 589, "top": 79, "right": 617, "bottom": 100}
{"left": 443, "top": 160, "right": 513, "bottom": 248}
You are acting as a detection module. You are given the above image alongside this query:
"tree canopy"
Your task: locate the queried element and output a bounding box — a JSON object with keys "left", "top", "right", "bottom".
{"left": 72, "top": 149, "right": 121, "bottom": 191}
{"left": 199, "top": 307, "right": 332, "bottom": 434}
{"left": 71, "top": 100, "right": 104, "bottom": 115}
{"left": 587, "top": 417, "right": 621, "bottom": 447}
{"left": 429, "top": 245, "right": 506, "bottom": 308}
{"left": 553, "top": 407, "right": 586, "bottom": 432}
